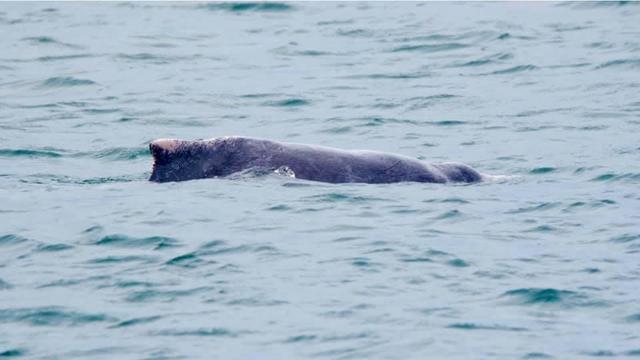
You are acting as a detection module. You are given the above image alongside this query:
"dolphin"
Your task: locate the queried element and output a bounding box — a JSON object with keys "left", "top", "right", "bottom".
{"left": 149, "top": 136, "right": 482, "bottom": 184}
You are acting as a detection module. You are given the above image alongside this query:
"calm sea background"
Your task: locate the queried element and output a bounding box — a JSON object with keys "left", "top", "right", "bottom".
{"left": 1, "top": 2, "right": 639, "bottom": 359}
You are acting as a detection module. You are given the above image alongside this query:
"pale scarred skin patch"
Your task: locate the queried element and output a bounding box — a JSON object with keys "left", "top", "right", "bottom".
{"left": 150, "top": 138, "right": 181, "bottom": 152}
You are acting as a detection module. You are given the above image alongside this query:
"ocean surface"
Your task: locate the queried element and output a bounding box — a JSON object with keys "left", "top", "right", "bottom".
{"left": 1, "top": 2, "right": 639, "bottom": 359}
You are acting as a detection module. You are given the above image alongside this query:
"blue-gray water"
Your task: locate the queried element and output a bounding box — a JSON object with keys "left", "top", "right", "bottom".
{"left": 1, "top": 2, "right": 639, "bottom": 359}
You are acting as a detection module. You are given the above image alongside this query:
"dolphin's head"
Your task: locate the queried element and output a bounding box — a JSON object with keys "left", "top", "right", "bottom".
{"left": 435, "top": 162, "right": 483, "bottom": 183}
{"left": 149, "top": 139, "right": 225, "bottom": 182}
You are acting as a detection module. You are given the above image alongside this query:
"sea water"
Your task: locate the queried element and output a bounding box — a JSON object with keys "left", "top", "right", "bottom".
{"left": 1, "top": 2, "right": 639, "bottom": 359}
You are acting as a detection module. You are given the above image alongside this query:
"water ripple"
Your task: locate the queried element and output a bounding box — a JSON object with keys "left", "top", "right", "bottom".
{"left": 126, "top": 287, "right": 213, "bottom": 303}
{"left": 110, "top": 315, "right": 163, "bottom": 328}
{"left": 0, "top": 234, "right": 29, "bottom": 246}
{"left": 0, "top": 349, "right": 26, "bottom": 358}
{"left": 152, "top": 327, "right": 239, "bottom": 337}
{"left": 202, "top": 2, "right": 294, "bottom": 12}
{"left": 263, "top": 98, "right": 310, "bottom": 107}
{"left": 78, "top": 147, "right": 150, "bottom": 161}
{"left": 488, "top": 65, "right": 538, "bottom": 75}
{"left": 596, "top": 59, "right": 640, "bottom": 70}
{"left": 529, "top": 167, "right": 557, "bottom": 174}
{"left": 40, "top": 76, "right": 95, "bottom": 87}
{"left": 306, "top": 193, "right": 387, "bottom": 203}
{"left": 447, "top": 323, "right": 528, "bottom": 331}
{"left": 502, "top": 288, "right": 604, "bottom": 307}
{"left": 0, "top": 307, "right": 115, "bottom": 326}
{"left": 0, "top": 148, "right": 64, "bottom": 158}
{"left": 390, "top": 43, "right": 469, "bottom": 53}
{"left": 591, "top": 173, "right": 640, "bottom": 182}
{"left": 92, "top": 234, "right": 179, "bottom": 249}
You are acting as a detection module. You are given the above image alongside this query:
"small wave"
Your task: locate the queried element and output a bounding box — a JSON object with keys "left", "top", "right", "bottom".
{"left": 317, "top": 19, "right": 354, "bottom": 26}
{"left": 82, "top": 147, "right": 150, "bottom": 161}
{"left": 586, "top": 41, "right": 615, "bottom": 49}
{"left": 400, "top": 256, "right": 433, "bottom": 263}
{"left": 166, "top": 241, "right": 277, "bottom": 267}
{"left": 319, "top": 126, "right": 352, "bottom": 134}
{"left": 427, "top": 249, "right": 458, "bottom": 257}
{"left": 524, "top": 225, "right": 558, "bottom": 233}
{"left": 346, "top": 71, "right": 431, "bottom": 80}
{"left": 117, "top": 53, "right": 164, "bottom": 61}
{"left": 0, "top": 234, "right": 29, "bottom": 246}
{"left": 36, "top": 54, "right": 92, "bottom": 62}
{"left": 22, "top": 36, "right": 57, "bottom": 44}
{"left": 409, "top": 94, "right": 458, "bottom": 102}
{"left": 452, "top": 52, "right": 513, "bottom": 67}
{"left": 79, "top": 175, "right": 147, "bottom": 185}
{"left": 429, "top": 120, "right": 467, "bottom": 126}
{"left": 596, "top": 59, "right": 640, "bottom": 70}
{"left": 351, "top": 257, "right": 378, "bottom": 268}
{"left": 306, "top": 193, "right": 386, "bottom": 203}
{"left": 266, "top": 204, "right": 292, "bottom": 211}
{"left": 489, "top": 65, "right": 537, "bottom": 75}
{"left": 294, "top": 50, "right": 331, "bottom": 56}
{"left": 391, "top": 43, "right": 468, "bottom": 53}
{"left": 126, "top": 287, "right": 213, "bottom": 303}
{"left": 285, "top": 332, "right": 369, "bottom": 343}
{"left": 570, "top": 1, "right": 639, "bottom": 8}
{"left": 263, "top": 98, "right": 310, "bottom": 107}
{"left": 523, "top": 352, "right": 553, "bottom": 359}
{"left": 240, "top": 92, "right": 280, "bottom": 99}
{"left": 0, "top": 349, "right": 26, "bottom": 357}
{"left": 115, "top": 53, "right": 198, "bottom": 64}
{"left": 227, "top": 297, "right": 287, "bottom": 306}
{"left": 152, "top": 327, "right": 238, "bottom": 337}
{"left": 507, "top": 202, "right": 559, "bottom": 214}
{"left": 352, "top": 116, "right": 419, "bottom": 127}
{"left": 406, "top": 94, "right": 458, "bottom": 110}
{"left": 166, "top": 252, "right": 203, "bottom": 268}
{"left": 0, "top": 148, "right": 63, "bottom": 158}
{"left": 530, "top": 167, "right": 557, "bottom": 174}
{"left": 0, "top": 307, "right": 114, "bottom": 326}
{"left": 423, "top": 197, "right": 469, "bottom": 204}
{"left": 336, "top": 28, "right": 373, "bottom": 38}
{"left": 202, "top": 2, "right": 293, "bottom": 12}
{"left": 35, "top": 243, "right": 74, "bottom": 252}
{"left": 610, "top": 234, "right": 640, "bottom": 243}
{"left": 502, "top": 288, "right": 603, "bottom": 307}
{"left": 284, "top": 334, "right": 317, "bottom": 343}
{"left": 89, "top": 255, "right": 156, "bottom": 264}
{"left": 22, "top": 36, "right": 80, "bottom": 49}
{"left": 92, "top": 234, "right": 179, "bottom": 249}
{"left": 41, "top": 76, "right": 95, "bottom": 87}
{"left": 82, "top": 108, "right": 120, "bottom": 114}
{"left": 202, "top": 243, "right": 275, "bottom": 256}
{"left": 447, "top": 258, "right": 470, "bottom": 267}
{"left": 434, "top": 209, "right": 463, "bottom": 220}
{"left": 591, "top": 172, "right": 640, "bottom": 182}
{"left": 447, "top": 322, "right": 527, "bottom": 331}
{"left": 459, "top": 58, "right": 493, "bottom": 67}
{"left": 110, "top": 315, "right": 163, "bottom": 328}
{"left": 272, "top": 47, "right": 336, "bottom": 57}
{"left": 0, "top": 278, "right": 12, "bottom": 290}
{"left": 516, "top": 107, "right": 575, "bottom": 117}
{"left": 393, "top": 30, "right": 501, "bottom": 43}
{"left": 625, "top": 313, "right": 640, "bottom": 323}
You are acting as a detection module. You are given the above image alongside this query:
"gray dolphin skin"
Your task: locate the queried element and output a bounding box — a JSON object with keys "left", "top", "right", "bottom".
{"left": 149, "top": 136, "right": 483, "bottom": 184}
